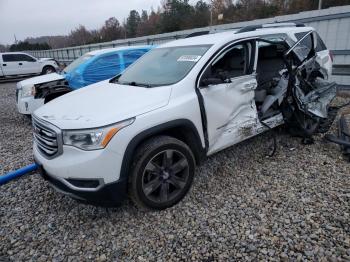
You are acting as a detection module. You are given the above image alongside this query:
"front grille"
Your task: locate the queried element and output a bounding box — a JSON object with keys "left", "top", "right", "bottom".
{"left": 32, "top": 117, "right": 62, "bottom": 159}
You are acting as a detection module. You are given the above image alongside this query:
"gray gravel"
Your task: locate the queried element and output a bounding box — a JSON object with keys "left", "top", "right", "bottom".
{"left": 1, "top": 81, "right": 350, "bottom": 261}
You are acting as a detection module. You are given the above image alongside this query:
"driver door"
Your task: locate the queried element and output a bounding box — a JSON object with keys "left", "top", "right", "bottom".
{"left": 16, "top": 54, "right": 40, "bottom": 74}
{"left": 198, "top": 40, "right": 258, "bottom": 154}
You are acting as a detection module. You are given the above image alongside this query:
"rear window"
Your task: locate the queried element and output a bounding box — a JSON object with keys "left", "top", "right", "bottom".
{"left": 2, "top": 54, "right": 17, "bottom": 62}
{"left": 315, "top": 33, "right": 327, "bottom": 51}
{"left": 295, "top": 32, "right": 327, "bottom": 52}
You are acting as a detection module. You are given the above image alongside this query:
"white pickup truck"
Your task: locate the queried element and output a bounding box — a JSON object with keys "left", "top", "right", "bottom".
{"left": 0, "top": 52, "right": 59, "bottom": 78}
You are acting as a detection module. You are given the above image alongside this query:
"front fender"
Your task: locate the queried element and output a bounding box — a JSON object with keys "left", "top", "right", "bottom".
{"left": 119, "top": 119, "right": 206, "bottom": 181}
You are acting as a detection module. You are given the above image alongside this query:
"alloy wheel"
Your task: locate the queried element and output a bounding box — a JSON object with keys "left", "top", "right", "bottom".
{"left": 141, "top": 149, "right": 190, "bottom": 203}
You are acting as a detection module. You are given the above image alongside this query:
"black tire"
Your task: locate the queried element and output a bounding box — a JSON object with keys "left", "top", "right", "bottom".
{"left": 129, "top": 136, "right": 195, "bottom": 210}
{"left": 42, "top": 66, "right": 55, "bottom": 75}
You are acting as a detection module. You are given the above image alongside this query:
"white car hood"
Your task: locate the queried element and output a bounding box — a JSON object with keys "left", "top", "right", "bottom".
{"left": 39, "top": 58, "right": 54, "bottom": 62}
{"left": 18, "top": 73, "right": 64, "bottom": 88}
{"left": 34, "top": 80, "right": 172, "bottom": 129}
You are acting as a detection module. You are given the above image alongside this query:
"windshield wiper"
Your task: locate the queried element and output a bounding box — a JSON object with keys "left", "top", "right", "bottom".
{"left": 119, "top": 81, "right": 154, "bottom": 88}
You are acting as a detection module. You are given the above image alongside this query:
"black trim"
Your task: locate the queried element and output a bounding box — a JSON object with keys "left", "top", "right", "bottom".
{"left": 43, "top": 86, "right": 72, "bottom": 103}
{"left": 38, "top": 165, "right": 127, "bottom": 207}
{"left": 195, "top": 88, "right": 209, "bottom": 149}
{"left": 119, "top": 119, "right": 206, "bottom": 180}
{"left": 185, "top": 31, "right": 210, "bottom": 38}
{"left": 34, "top": 78, "right": 70, "bottom": 99}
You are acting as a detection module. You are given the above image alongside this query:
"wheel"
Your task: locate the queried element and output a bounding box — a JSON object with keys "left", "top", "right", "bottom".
{"left": 42, "top": 66, "right": 55, "bottom": 75}
{"left": 129, "top": 136, "right": 195, "bottom": 210}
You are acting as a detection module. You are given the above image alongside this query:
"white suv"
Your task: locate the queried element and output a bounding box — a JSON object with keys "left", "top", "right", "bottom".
{"left": 33, "top": 23, "right": 336, "bottom": 210}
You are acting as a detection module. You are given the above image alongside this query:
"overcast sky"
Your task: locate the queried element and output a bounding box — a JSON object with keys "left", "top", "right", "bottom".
{"left": 0, "top": 0, "right": 201, "bottom": 45}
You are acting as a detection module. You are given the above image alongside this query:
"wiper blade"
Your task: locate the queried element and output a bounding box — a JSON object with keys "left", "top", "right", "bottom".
{"left": 119, "top": 81, "right": 154, "bottom": 88}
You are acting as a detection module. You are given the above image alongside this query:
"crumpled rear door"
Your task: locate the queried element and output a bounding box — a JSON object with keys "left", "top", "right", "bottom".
{"left": 286, "top": 30, "right": 337, "bottom": 119}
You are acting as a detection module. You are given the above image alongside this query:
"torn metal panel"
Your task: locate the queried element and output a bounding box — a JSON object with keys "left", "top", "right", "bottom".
{"left": 294, "top": 78, "right": 337, "bottom": 118}
{"left": 34, "top": 78, "right": 70, "bottom": 99}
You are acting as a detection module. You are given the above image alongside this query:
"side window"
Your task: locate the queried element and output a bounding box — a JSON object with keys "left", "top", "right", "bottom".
{"left": 256, "top": 41, "right": 286, "bottom": 87}
{"left": 123, "top": 50, "right": 147, "bottom": 68}
{"left": 293, "top": 32, "right": 313, "bottom": 61}
{"left": 83, "top": 53, "right": 122, "bottom": 83}
{"left": 201, "top": 42, "right": 253, "bottom": 85}
{"left": 2, "top": 54, "right": 16, "bottom": 62}
{"left": 295, "top": 31, "right": 327, "bottom": 52}
{"left": 295, "top": 32, "right": 312, "bottom": 50}
{"left": 315, "top": 33, "right": 327, "bottom": 52}
{"left": 17, "top": 54, "right": 36, "bottom": 62}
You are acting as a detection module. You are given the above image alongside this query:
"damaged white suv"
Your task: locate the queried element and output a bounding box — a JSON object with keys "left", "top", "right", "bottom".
{"left": 33, "top": 23, "right": 336, "bottom": 210}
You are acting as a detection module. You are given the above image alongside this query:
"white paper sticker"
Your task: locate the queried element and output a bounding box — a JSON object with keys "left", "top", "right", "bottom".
{"left": 177, "top": 55, "right": 202, "bottom": 62}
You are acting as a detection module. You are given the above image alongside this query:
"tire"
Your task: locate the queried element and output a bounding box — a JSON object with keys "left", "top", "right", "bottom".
{"left": 41, "top": 66, "right": 55, "bottom": 75}
{"left": 129, "top": 136, "right": 195, "bottom": 210}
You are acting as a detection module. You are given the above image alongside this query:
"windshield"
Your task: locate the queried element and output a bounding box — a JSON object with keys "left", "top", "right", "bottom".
{"left": 63, "top": 54, "right": 94, "bottom": 73}
{"left": 117, "top": 45, "right": 211, "bottom": 87}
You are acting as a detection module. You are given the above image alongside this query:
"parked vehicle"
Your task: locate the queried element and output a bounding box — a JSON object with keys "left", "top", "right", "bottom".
{"left": 33, "top": 23, "right": 336, "bottom": 210}
{"left": 0, "top": 52, "right": 59, "bottom": 78}
{"left": 16, "top": 46, "right": 152, "bottom": 115}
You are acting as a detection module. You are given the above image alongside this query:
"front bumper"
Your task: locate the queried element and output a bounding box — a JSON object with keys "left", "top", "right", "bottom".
{"left": 37, "top": 164, "right": 127, "bottom": 207}
{"left": 33, "top": 140, "right": 127, "bottom": 206}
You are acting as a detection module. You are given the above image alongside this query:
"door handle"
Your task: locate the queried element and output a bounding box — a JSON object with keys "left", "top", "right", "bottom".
{"left": 2, "top": 64, "right": 6, "bottom": 66}
{"left": 19, "top": 63, "right": 23, "bottom": 65}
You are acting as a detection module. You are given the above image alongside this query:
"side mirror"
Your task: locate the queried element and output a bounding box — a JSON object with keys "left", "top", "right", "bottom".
{"left": 201, "top": 78, "right": 224, "bottom": 87}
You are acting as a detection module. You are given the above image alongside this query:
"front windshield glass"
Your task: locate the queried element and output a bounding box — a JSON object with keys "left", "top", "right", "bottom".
{"left": 117, "top": 45, "right": 211, "bottom": 87}
{"left": 63, "top": 54, "right": 94, "bottom": 73}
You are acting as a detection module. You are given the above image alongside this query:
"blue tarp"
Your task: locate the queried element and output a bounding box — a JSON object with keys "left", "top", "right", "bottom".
{"left": 64, "top": 47, "right": 153, "bottom": 89}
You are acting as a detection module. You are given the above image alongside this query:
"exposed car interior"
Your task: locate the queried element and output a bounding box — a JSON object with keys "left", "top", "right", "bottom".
{"left": 255, "top": 42, "right": 289, "bottom": 119}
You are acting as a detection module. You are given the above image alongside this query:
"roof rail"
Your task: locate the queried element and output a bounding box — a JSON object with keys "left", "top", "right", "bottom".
{"left": 185, "top": 31, "right": 210, "bottom": 38}
{"left": 235, "top": 22, "right": 305, "bottom": 34}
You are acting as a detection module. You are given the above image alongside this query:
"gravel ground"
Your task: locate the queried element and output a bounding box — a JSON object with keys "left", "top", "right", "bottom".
{"left": 1, "top": 81, "right": 350, "bottom": 261}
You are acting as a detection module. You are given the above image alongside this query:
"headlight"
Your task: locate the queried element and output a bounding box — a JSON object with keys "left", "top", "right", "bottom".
{"left": 22, "top": 85, "right": 35, "bottom": 97}
{"left": 62, "top": 118, "right": 134, "bottom": 150}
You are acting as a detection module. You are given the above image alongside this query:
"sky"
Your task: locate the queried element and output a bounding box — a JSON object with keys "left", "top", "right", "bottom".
{"left": 0, "top": 0, "right": 202, "bottom": 45}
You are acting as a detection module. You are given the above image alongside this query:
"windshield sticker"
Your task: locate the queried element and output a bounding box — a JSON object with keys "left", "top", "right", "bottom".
{"left": 177, "top": 55, "right": 202, "bottom": 62}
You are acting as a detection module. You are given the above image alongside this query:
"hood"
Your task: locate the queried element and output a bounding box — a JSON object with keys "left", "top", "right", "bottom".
{"left": 18, "top": 73, "right": 64, "bottom": 88}
{"left": 39, "top": 58, "right": 54, "bottom": 62}
{"left": 34, "top": 80, "right": 172, "bottom": 129}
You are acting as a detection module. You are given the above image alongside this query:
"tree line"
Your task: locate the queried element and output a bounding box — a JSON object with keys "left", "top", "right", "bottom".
{"left": 2, "top": 0, "right": 349, "bottom": 51}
